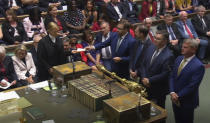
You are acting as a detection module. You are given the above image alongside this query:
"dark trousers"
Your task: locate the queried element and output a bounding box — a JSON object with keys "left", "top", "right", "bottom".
{"left": 172, "top": 104, "right": 194, "bottom": 123}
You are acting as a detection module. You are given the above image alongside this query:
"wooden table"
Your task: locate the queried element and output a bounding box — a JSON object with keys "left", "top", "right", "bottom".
{"left": 3, "top": 73, "right": 167, "bottom": 123}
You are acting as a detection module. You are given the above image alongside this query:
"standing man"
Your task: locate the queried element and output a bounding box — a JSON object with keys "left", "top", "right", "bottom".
{"left": 170, "top": 38, "right": 205, "bottom": 123}
{"left": 129, "top": 25, "right": 151, "bottom": 80}
{"left": 139, "top": 30, "right": 174, "bottom": 108}
{"left": 176, "top": 11, "right": 208, "bottom": 64}
{"left": 144, "top": 18, "right": 155, "bottom": 43}
{"left": 95, "top": 21, "right": 112, "bottom": 71}
{"left": 86, "top": 20, "right": 135, "bottom": 79}
{"left": 37, "top": 22, "right": 65, "bottom": 81}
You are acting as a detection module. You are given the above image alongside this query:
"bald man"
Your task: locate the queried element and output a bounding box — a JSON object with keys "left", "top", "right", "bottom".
{"left": 176, "top": 11, "right": 208, "bottom": 64}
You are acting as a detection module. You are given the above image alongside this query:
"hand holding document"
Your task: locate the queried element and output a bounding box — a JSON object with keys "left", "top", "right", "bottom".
{"left": 77, "top": 48, "right": 86, "bottom": 52}
{"left": 0, "top": 79, "right": 12, "bottom": 89}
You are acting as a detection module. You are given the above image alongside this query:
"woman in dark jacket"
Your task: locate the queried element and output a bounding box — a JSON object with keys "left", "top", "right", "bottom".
{"left": 2, "top": 9, "right": 28, "bottom": 45}
{"left": 44, "top": 5, "right": 69, "bottom": 36}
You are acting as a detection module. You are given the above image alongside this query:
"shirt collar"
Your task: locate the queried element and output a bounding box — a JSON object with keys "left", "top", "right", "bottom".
{"left": 49, "top": 34, "right": 56, "bottom": 43}
{"left": 120, "top": 32, "right": 128, "bottom": 40}
{"left": 184, "top": 55, "right": 195, "bottom": 62}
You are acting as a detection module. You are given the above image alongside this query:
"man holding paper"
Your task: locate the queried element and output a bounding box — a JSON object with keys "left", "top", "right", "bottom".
{"left": 169, "top": 38, "right": 205, "bottom": 123}
{"left": 0, "top": 46, "right": 17, "bottom": 91}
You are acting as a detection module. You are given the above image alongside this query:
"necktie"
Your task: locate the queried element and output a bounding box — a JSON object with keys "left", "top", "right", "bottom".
{"left": 177, "top": 59, "right": 187, "bottom": 76}
{"left": 168, "top": 26, "right": 176, "bottom": 40}
{"left": 128, "top": 2, "right": 133, "bottom": 11}
{"left": 115, "top": 37, "right": 122, "bottom": 52}
{"left": 200, "top": 17, "right": 207, "bottom": 29}
{"left": 105, "top": 46, "right": 111, "bottom": 58}
{"left": 9, "top": 0, "right": 13, "bottom": 7}
{"left": 149, "top": 31, "right": 155, "bottom": 42}
{"left": 150, "top": 49, "right": 159, "bottom": 65}
{"left": 184, "top": 23, "right": 194, "bottom": 38}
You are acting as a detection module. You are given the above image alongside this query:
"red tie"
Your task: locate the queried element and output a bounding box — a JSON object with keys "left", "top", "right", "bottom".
{"left": 149, "top": 31, "right": 155, "bottom": 42}
{"left": 184, "top": 23, "right": 194, "bottom": 38}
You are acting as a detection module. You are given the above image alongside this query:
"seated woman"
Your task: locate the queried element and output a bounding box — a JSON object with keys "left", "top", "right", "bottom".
{"left": 82, "top": 0, "right": 98, "bottom": 30}
{"left": 63, "top": 0, "right": 86, "bottom": 34}
{"left": 139, "top": 0, "right": 157, "bottom": 21}
{"left": 2, "top": 9, "right": 28, "bottom": 45}
{"left": 23, "top": 6, "right": 47, "bottom": 41}
{"left": 44, "top": 6, "right": 69, "bottom": 37}
{"left": 12, "top": 45, "right": 37, "bottom": 87}
{"left": 82, "top": 30, "right": 102, "bottom": 70}
{"left": 0, "top": 46, "right": 17, "bottom": 91}
{"left": 176, "top": 0, "right": 193, "bottom": 13}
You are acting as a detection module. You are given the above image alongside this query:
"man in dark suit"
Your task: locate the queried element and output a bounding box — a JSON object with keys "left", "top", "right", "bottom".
{"left": 199, "top": 0, "right": 210, "bottom": 9}
{"left": 176, "top": 11, "right": 208, "bottom": 64}
{"left": 170, "top": 38, "right": 205, "bottom": 123}
{"left": 122, "top": 0, "right": 139, "bottom": 24}
{"left": 191, "top": 5, "right": 210, "bottom": 58}
{"left": 157, "top": 14, "right": 183, "bottom": 57}
{"left": 106, "top": 0, "right": 127, "bottom": 22}
{"left": 0, "top": 0, "right": 24, "bottom": 15}
{"left": 129, "top": 25, "right": 151, "bottom": 80}
{"left": 86, "top": 20, "right": 135, "bottom": 79}
{"left": 0, "top": 46, "right": 17, "bottom": 91}
{"left": 139, "top": 30, "right": 174, "bottom": 108}
{"left": 95, "top": 21, "right": 112, "bottom": 71}
{"left": 37, "top": 22, "right": 65, "bottom": 81}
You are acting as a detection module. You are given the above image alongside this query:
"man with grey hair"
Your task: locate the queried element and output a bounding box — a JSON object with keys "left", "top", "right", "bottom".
{"left": 169, "top": 38, "right": 205, "bottom": 123}
{"left": 176, "top": 11, "right": 208, "bottom": 64}
{"left": 0, "top": 46, "right": 17, "bottom": 91}
{"left": 191, "top": 5, "right": 210, "bottom": 58}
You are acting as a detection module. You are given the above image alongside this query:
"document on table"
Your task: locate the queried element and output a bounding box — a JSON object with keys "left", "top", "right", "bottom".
{"left": 0, "top": 79, "right": 12, "bottom": 89}
{"left": 42, "top": 120, "right": 55, "bottom": 123}
{"left": 29, "top": 81, "right": 49, "bottom": 90}
{"left": 0, "top": 91, "right": 20, "bottom": 102}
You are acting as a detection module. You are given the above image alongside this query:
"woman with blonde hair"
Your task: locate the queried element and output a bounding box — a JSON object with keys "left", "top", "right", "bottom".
{"left": 12, "top": 45, "right": 37, "bottom": 86}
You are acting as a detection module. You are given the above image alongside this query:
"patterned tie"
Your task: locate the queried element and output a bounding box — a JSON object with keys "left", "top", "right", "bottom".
{"left": 149, "top": 31, "right": 155, "bottom": 42}
{"left": 177, "top": 59, "right": 187, "bottom": 76}
{"left": 150, "top": 49, "right": 159, "bottom": 65}
{"left": 184, "top": 23, "right": 194, "bottom": 39}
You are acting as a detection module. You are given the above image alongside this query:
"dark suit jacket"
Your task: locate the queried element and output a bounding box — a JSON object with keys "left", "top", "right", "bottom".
{"left": 106, "top": 2, "right": 127, "bottom": 22}
{"left": 0, "top": 0, "right": 22, "bottom": 11}
{"left": 139, "top": 44, "right": 174, "bottom": 98}
{"left": 157, "top": 23, "right": 183, "bottom": 57}
{"left": 199, "top": 0, "right": 210, "bottom": 9}
{"left": 44, "top": 14, "right": 68, "bottom": 33}
{"left": 138, "top": 1, "right": 157, "bottom": 21}
{"left": 191, "top": 15, "right": 210, "bottom": 38}
{"left": 0, "top": 56, "right": 17, "bottom": 82}
{"left": 176, "top": 19, "right": 198, "bottom": 39}
{"left": 129, "top": 39, "right": 151, "bottom": 72}
{"left": 169, "top": 56, "right": 205, "bottom": 108}
{"left": 37, "top": 35, "right": 65, "bottom": 81}
{"left": 95, "top": 32, "right": 135, "bottom": 78}
{"left": 2, "top": 21, "right": 28, "bottom": 45}
{"left": 29, "top": 46, "right": 38, "bottom": 68}
{"left": 122, "top": 1, "right": 138, "bottom": 18}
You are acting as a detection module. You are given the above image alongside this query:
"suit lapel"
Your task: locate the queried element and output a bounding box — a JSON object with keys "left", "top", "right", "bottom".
{"left": 116, "top": 34, "right": 128, "bottom": 55}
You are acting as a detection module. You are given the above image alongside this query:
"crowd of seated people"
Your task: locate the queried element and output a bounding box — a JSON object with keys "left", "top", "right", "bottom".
{"left": 0, "top": 1, "right": 209, "bottom": 122}
{"left": 0, "top": 0, "right": 209, "bottom": 118}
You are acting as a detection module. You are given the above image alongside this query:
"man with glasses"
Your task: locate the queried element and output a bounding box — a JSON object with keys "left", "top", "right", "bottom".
{"left": 85, "top": 19, "right": 135, "bottom": 79}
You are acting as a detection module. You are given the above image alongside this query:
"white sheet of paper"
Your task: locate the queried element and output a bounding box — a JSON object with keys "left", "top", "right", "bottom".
{"left": 77, "top": 48, "right": 86, "bottom": 52}
{"left": 29, "top": 81, "right": 49, "bottom": 90}
{"left": 42, "top": 120, "right": 55, "bottom": 123}
{"left": 0, "top": 79, "right": 11, "bottom": 89}
{"left": 0, "top": 91, "right": 20, "bottom": 102}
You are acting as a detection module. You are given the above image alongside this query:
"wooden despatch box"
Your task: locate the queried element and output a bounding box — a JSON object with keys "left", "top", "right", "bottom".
{"left": 52, "top": 61, "right": 92, "bottom": 83}
{"left": 103, "top": 92, "right": 151, "bottom": 123}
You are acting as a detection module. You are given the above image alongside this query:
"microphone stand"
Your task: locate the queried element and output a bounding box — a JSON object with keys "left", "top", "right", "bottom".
{"left": 70, "top": 54, "right": 76, "bottom": 80}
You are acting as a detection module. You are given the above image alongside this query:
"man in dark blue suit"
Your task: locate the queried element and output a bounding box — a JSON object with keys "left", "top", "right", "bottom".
{"left": 129, "top": 25, "right": 151, "bottom": 80}
{"left": 106, "top": 0, "right": 127, "bottom": 22}
{"left": 86, "top": 20, "right": 135, "bottom": 79}
{"left": 95, "top": 21, "right": 113, "bottom": 71}
{"left": 176, "top": 11, "right": 208, "bottom": 64}
{"left": 139, "top": 30, "right": 174, "bottom": 108}
{"left": 170, "top": 38, "right": 205, "bottom": 123}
